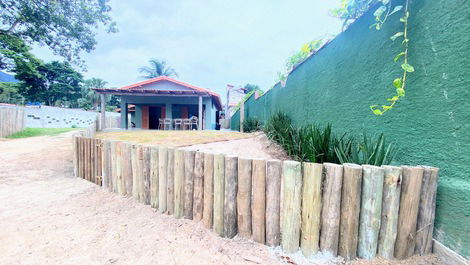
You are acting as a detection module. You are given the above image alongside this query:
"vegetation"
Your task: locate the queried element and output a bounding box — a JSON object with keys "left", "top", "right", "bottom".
{"left": 0, "top": 82, "right": 24, "bottom": 104}
{"left": 243, "top": 84, "right": 261, "bottom": 94}
{"left": 242, "top": 117, "right": 262, "bottom": 133}
{"left": 7, "top": 127, "right": 79, "bottom": 139}
{"left": 139, "top": 59, "right": 178, "bottom": 79}
{"left": 276, "top": 39, "right": 326, "bottom": 86}
{"left": 0, "top": 0, "right": 117, "bottom": 68}
{"left": 264, "top": 112, "right": 397, "bottom": 165}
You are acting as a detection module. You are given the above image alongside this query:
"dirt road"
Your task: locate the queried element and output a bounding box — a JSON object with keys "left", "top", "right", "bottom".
{"left": 0, "top": 133, "right": 281, "bottom": 265}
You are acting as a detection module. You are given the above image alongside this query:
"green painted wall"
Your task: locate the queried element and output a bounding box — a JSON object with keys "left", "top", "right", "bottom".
{"left": 232, "top": 0, "right": 470, "bottom": 258}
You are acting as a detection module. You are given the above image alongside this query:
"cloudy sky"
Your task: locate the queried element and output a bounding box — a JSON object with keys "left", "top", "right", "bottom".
{"left": 33, "top": 0, "right": 342, "bottom": 96}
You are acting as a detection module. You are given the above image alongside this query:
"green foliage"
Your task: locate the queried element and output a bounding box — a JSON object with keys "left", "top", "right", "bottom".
{"left": 334, "top": 133, "right": 398, "bottom": 165}
{"left": 139, "top": 59, "right": 178, "bottom": 79}
{"left": 0, "top": 82, "right": 24, "bottom": 104}
{"left": 0, "top": 34, "right": 42, "bottom": 73}
{"left": 7, "top": 127, "right": 79, "bottom": 139}
{"left": 368, "top": 1, "right": 413, "bottom": 115}
{"left": 0, "top": 0, "right": 117, "bottom": 67}
{"left": 242, "top": 117, "right": 262, "bottom": 133}
{"left": 330, "top": 0, "right": 379, "bottom": 31}
{"left": 264, "top": 113, "right": 397, "bottom": 165}
{"left": 243, "top": 83, "right": 261, "bottom": 94}
{"left": 276, "top": 39, "right": 326, "bottom": 86}
{"left": 16, "top": 61, "right": 84, "bottom": 106}
{"left": 77, "top": 78, "right": 107, "bottom": 110}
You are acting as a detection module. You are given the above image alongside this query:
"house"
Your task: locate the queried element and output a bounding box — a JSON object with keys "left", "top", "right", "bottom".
{"left": 93, "top": 76, "right": 222, "bottom": 130}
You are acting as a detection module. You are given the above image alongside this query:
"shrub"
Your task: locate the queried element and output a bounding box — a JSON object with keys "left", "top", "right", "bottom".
{"left": 264, "top": 112, "right": 397, "bottom": 165}
{"left": 242, "top": 117, "right": 262, "bottom": 132}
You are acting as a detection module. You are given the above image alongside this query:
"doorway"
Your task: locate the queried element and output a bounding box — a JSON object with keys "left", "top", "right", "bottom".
{"left": 149, "top": 106, "right": 161, "bottom": 129}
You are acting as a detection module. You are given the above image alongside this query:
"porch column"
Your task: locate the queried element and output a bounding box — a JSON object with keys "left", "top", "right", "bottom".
{"left": 165, "top": 103, "right": 172, "bottom": 129}
{"left": 198, "top": 95, "right": 203, "bottom": 130}
{"left": 120, "top": 99, "right": 128, "bottom": 129}
{"left": 100, "top": 94, "right": 106, "bottom": 130}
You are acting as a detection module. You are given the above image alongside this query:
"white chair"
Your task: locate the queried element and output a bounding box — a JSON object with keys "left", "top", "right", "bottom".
{"left": 164, "top": 118, "right": 172, "bottom": 130}
{"left": 174, "top": 119, "right": 183, "bottom": 130}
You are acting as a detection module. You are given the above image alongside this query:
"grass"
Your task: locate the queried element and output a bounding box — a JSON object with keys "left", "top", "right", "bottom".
{"left": 95, "top": 130, "right": 251, "bottom": 147}
{"left": 6, "top": 128, "right": 80, "bottom": 139}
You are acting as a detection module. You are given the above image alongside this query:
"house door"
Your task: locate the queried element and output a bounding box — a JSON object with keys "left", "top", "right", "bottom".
{"left": 141, "top": 106, "right": 149, "bottom": 129}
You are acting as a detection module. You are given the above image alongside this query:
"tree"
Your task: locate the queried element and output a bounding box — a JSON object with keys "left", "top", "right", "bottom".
{"left": 0, "top": 82, "right": 24, "bottom": 104}
{"left": 0, "top": 0, "right": 117, "bottom": 67}
{"left": 0, "top": 34, "right": 42, "bottom": 74}
{"left": 17, "top": 61, "right": 83, "bottom": 106}
{"left": 243, "top": 83, "right": 261, "bottom": 94}
{"left": 139, "top": 59, "right": 178, "bottom": 79}
{"left": 330, "top": 0, "right": 379, "bottom": 31}
{"left": 78, "top": 78, "right": 107, "bottom": 110}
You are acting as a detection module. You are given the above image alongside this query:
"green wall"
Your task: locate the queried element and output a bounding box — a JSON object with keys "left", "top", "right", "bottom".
{"left": 232, "top": 0, "right": 470, "bottom": 258}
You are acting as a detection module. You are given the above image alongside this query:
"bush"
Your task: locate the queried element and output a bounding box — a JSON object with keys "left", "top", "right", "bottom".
{"left": 242, "top": 117, "right": 262, "bottom": 132}
{"left": 264, "top": 112, "right": 397, "bottom": 165}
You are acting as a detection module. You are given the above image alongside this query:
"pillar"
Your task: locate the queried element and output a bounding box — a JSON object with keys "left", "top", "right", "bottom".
{"left": 198, "top": 95, "right": 203, "bottom": 130}
{"left": 100, "top": 94, "right": 106, "bottom": 130}
{"left": 120, "top": 98, "right": 128, "bottom": 129}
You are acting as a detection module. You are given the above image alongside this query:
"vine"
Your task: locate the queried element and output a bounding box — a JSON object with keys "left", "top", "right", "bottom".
{"left": 369, "top": 0, "right": 413, "bottom": 115}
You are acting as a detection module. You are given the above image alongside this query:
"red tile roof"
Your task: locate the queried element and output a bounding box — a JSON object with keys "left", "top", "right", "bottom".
{"left": 93, "top": 76, "right": 222, "bottom": 110}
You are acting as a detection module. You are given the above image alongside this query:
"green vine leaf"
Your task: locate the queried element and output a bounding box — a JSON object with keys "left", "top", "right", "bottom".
{"left": 401, "top": 63, "right": 415, "bottom": 72}
{"left": 389, "top": 5, "right": 403, "bottom": 15}
{"left": 393, "top": 78, "right": 403, "bottom": 88}
{"left": 396, "top": 87, "right": 406, "bottom": 97}
{"left": 374, "top": 6, "right": 387, "bottom": 18}
{"left": 394, "top": 52, "right": 405, "bottom": 62}
{"left": 390, "top": 32, "right": 404, "bottom": 41}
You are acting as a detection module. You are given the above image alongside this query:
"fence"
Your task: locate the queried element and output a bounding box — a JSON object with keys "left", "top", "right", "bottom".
{"left": 0, "top": 106, "right": 25, "bottom": 137}
{"left": 73, "top": 136, "right": 439, "bottom": 261}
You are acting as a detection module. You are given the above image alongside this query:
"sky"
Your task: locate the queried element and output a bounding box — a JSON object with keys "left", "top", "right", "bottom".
{"left": 33, "top": 0, "right": 342, "bottom": 97}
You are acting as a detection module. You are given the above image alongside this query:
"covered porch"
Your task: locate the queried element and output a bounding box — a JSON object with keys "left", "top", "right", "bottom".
{"left": 93, "top": 76, "right": 222, "bottom": 130}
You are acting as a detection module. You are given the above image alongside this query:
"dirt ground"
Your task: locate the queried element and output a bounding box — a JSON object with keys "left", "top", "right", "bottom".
{"left": 182, "top": 132, "right": 290, "bottom": 160}
{"left": 0, "top": 132, "right": 442, "bottom": 265}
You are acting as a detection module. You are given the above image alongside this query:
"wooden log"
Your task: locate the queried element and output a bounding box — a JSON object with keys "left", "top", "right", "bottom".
{"left": 266, "top": 159, "right": 282, "bottom": 246}
{"left": 102, "top": 140, "right": 111, "bottom": 189}
{"left": 150, "top": 146, "right": 159, "bottom": 208}
{"left": 213, "top": 153, "right": 225, "bottom": 236}
{"left": 281, "top": 160, "right": 302, "bottom": 254}
{"left": 237, "top": 157, "right": 252, "bottom": 238}
{"left": 358, "top": 165, "right": 384, "bottom": 259}
{"left": 77, "top": 137, "right": 83, "bottom": 179}
{"left": 137, "top": 145, "right": 145, "bottom": 202}
{"left": 166, "top": 147, "right": 175, "bottom": 215}
{"left": 174, "top": 149, "right": 185, "bottom": 218}
{"left": 377, "top": 166, "right": 402, "bottom": 259}
{"left": 91, "top": 138, "right": 96, "bottom": 183}
{"left": 96, "top": 139, "right": 103, "bottom": 186}
{"left": 338, "top": 163, "right": 362, "bottom": 260}
{"left": 415, "top": 166, "right": 439, "bottom": 255}
{"left": 122, "top": 142, "right": 133, "bottom": 196}
{"left": 158, "top": 147, "right": 168, "bottom": 213}
{"left": 301, "top": 162, "right": 324, "bottom": 257}
{"left": 73, "top": 136, "right": 78, "bottom": 178}
{"left": 394, "top": 166, "right": 424, "bottom": 259}
{"left": 224, "top": 155, "right": 238, "bottom": 238}
{"left": 183, "top": 150, "right": 196, "bottom": 219}
{"left": 193, "top": 151, "right": 204, "bottom": 221}
{"left": 131, "top": 143, "right": 139, "bottom": 200}
{"left": 115, "top": 141, "right": 124, "bottom": 194}
{"left": 84, "top": 138, "right": 88, "bottom": 181}
{"left": 142, "top": 145, "right": 152, "bottom": 205}
{"left": 202, "top": 153, "right": 214, "bottom": 229}
{"left": 252, "top": 159, "right": 266, "bottom": 244}
{"left": 110, "top": 140, "right": 118, "bottom": 192}
{"left": 320, "top": 163, "right": 343, "bottom": 256}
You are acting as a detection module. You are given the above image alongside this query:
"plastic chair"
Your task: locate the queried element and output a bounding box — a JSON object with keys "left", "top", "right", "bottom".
{"left": 183, "top": 119, "right": 191, "bottom": 130}
{"left": 174, "top": 119, "right": 183, "bottom": 130}
{"left": 164, "top": 118, "right": 172, "bottom": 130}
{"left": 158, "top": 118, "right": 164, "bottom": 130}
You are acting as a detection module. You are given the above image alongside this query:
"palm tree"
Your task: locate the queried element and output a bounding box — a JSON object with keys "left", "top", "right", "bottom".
{"left": 139, "top": 59, "right": 178, "bottom": 79}
{"left": 80, "top": 78, "right": 107, "bottom": 110}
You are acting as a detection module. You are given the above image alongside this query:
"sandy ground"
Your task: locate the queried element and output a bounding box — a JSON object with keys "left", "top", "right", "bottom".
{"left": 0, "top": 132, "right": 442, "bottom": 265}
{"left": 0, "top": 132, "right": 281, "bottom": 265}
{"left": 183, "top": 133, "right": 290, "bottom": 160}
